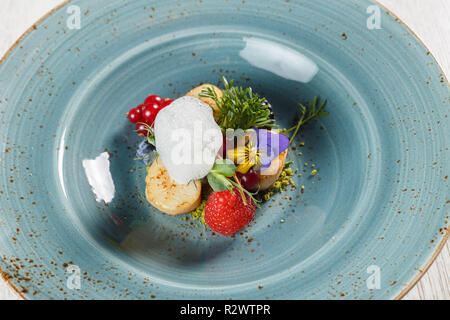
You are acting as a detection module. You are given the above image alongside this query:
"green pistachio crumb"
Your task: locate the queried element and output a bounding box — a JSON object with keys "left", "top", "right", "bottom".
{"left": 261, "top": 164, "right": 298, "bottom": 202}
{"left": 264, "top": 192, "right": 274, "bottom": 201}
{"left": 188, "top": 200, "right": 207, "bottom": 225}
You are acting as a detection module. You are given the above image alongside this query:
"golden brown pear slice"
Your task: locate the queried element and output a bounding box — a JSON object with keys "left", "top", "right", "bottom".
{"left": 258, "top": 150, "right": 288, "bottom": 191}
{"left": 185, "top": 84, "right": 222, "bottom": 113}
{"left": 145, "top": 157, "right": 201, "bottom": 215}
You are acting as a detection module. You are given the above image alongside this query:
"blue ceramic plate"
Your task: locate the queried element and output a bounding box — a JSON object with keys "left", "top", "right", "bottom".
{"left": 0, "top": 0, "right": 448, "bottom": 299}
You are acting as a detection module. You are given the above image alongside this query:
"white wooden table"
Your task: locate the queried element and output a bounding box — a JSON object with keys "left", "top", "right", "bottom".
{"left": 0, "top": 0, "right": 448, "bottom": 300}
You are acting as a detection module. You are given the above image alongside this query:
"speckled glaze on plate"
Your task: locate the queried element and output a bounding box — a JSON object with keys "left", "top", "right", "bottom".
{"left": 0, "top": 0, "right": 448, "bottom": 300}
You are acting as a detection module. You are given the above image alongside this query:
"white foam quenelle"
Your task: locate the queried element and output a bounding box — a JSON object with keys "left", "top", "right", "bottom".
{"left": 154, "top": 96, "right": 223, "bottom": 184}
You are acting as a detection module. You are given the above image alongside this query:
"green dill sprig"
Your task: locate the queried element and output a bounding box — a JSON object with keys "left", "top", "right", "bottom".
{"left": 199, "top": 77, "right": 276, "bottom": 130}
{"left": 137, "top": 122, "right": 156, "bottom": 147}
{"left": 134, "top": 152, "right": 158, "bottom": 166}
{"left": 287, "top": 96, "right": 329, "bottom": 144}
{"left": 135, "top": 122, "right": 158, "bottom": 169}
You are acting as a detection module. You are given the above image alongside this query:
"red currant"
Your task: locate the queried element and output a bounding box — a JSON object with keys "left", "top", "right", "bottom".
{"left": 144, "top": 95, "right": 162, "bottom": 106}
{"left": 236, "top": 168, "right": 260, "bottom": 191}
{"left": 160, "top": 99, "right": 174, "bottom": 108}
{"left": 127, "top": 107, "right": 143, "bottom": 123}
{"left": 136, "top": 123, "right": 148, "bottom": 137}
{"left": 142, "top": 106, "right": 153, "bottom": 121}
{"left": 149, "top": 102, "right": 162, "bottom": 112}
{"left": 142, "top": 103, "right": 160, "bottom": 125}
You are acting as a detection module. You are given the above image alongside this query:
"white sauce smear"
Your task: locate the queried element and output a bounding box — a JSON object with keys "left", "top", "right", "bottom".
{"left": 240, "top": 37, "right": 319, "bottom": 83}
{"left": 82, "top": 152, "right": 115, "bottom": 203}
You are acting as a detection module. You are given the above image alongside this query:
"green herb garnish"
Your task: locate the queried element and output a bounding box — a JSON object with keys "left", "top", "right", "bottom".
{"left": 287, "top": 96, "right": 329, "bottom": 144}
{"left": 206, "top": 159, "right": 236, "bottom": 191}
{"left": 206, "top": 159, "right": 259, "bottom": 206}
{"left": 200, "top": 77, "right": 276, "bottom": 130}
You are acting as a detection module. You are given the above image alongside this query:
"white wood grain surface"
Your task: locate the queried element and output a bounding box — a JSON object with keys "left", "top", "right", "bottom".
{"left": 0, "top": 0, "right": 448, "bottom": 300}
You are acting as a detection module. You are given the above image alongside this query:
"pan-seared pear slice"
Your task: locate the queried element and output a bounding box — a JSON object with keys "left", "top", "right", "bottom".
{"left": 145, "top": 157, "right": 201, "bottom": 215}
{"left": 258, "top": 150, "right": 288, "bottom": 191}
{"left": 186, "top": 84, "right": 222, "bottom": 113}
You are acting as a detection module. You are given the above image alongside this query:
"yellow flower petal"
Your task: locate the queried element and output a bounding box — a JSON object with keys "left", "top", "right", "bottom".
{"left": 236, "top": 162, "right": 253, "bottom": 174}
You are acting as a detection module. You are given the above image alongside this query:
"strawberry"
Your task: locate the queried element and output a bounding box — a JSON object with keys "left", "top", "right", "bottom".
{"left": 204, "top": 188, "right": 256, "bottom": 236}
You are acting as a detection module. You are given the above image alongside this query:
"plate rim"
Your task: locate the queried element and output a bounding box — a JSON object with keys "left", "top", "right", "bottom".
{"left": 373, "top": 0, "right": 450, "bottom": 300}
{"left": 0, "top": 0, "right": 72, "bottom": 301}
{"left": 0, "top": 0, "right": 448, "bottom": 300}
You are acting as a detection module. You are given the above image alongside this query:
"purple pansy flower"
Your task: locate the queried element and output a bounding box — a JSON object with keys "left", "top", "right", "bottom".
{"left": 255, "top": 128, "right": 289, "bottom": 171}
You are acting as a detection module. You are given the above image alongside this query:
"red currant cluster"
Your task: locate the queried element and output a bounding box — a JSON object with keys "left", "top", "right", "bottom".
{"left": 126, "top": 95, "right": 174, "bottom": 136}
